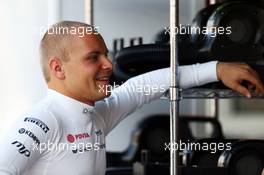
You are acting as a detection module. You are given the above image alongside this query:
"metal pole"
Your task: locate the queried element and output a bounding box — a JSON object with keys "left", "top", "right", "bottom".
{"left": 214, "top": 99, "right": 219, "bottom": 119}
{"left": 47, "top": 0, "right": 61, "bottom": 26}
{"left": 170, "top": 0, "right": 180, "bottom": 175}
{"left": 84, "top": 0, "right": 94, "bottom": 25}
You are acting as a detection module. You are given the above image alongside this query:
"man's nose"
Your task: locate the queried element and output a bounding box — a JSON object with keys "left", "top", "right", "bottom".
{"left": 101, "top": 57, "right": 113, "bottom": 71}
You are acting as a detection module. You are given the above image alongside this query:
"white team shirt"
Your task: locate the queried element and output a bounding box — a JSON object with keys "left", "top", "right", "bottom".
{"left": 0, "top": 62, "right": 218, "bottom": 175}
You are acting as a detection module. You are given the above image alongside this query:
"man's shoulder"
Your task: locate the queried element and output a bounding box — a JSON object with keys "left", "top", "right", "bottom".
{"left": 16, "top": 98, "right": 60, "bottom": 134}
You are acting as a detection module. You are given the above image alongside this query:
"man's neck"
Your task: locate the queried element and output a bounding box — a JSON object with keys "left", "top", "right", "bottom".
{"left": 47, "top": 83, "right": 95, "bottom": 106}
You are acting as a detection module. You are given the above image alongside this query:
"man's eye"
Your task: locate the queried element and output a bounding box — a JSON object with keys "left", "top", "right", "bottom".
{"left": 88, "top": 55, "right": 98, "bottom": 61}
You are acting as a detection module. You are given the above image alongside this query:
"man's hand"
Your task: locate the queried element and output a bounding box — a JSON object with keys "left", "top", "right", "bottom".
{"left": 216, "top": 62, "right": 264, "bottom": 98}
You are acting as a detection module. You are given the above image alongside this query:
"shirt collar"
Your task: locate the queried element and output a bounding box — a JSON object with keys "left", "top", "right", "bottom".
{"left": 47, "top": 89, "right": 94, "bottom": 115}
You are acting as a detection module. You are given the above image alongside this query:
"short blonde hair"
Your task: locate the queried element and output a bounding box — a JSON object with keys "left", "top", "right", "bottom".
{"left": 39, "top": 21, "right": 96, "bottom": 82}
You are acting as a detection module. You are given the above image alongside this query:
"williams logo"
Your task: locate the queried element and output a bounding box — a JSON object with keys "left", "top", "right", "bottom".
{"left": 24, "top": 117, "right": 49, "bottom": 133}
{"left": 12, "top": 141, "right": 31, "bottom": 157}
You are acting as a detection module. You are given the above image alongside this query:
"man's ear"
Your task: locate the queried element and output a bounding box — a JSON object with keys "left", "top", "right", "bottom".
{"left": 48, "top": 58, "right": 65, "bottom": 80}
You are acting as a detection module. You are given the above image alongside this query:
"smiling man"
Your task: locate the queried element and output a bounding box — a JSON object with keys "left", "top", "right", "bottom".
{"left": 0, "top": 21, "right": 263, "bottom": 175}
{"left": 43, "top": 26, "right": 112, "bottom": 105}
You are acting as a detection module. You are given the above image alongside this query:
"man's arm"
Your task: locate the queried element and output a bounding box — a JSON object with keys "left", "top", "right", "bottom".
{"left": 0, "top": 110, "right": 59, "bottom": 175}
{"left": 95, "top": 61, "right": 264, "bottom": 134}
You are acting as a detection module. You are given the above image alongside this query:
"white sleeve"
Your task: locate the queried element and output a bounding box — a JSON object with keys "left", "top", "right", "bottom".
{"left": 0, "top": 110, "right": 59, "bottom": 175}
{"left": 95, "top": 61, "right": 218, "bottom": 134}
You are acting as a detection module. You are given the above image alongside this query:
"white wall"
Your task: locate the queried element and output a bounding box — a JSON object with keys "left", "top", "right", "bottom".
{"left": 0, "top": 0, "right": 85, "bottom": 135}
{"left": 0, "top": 0, "right": 48, "bottom": 134}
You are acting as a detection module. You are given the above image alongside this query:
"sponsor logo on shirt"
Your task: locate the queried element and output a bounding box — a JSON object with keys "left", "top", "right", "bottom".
{"left": 18, "top": 128, "right": 40, "bottom": 146}
{"left": 11, "top": 141, "right": 31, "bottom": 157}
{"left": 72, "top": 145, "right": 94, "bottom": 154}
{"left": 67, "top": 133, "right": 90, "bottom": 143}
{"left": 24, "top": 117, "right": 49, "bottom": 133}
